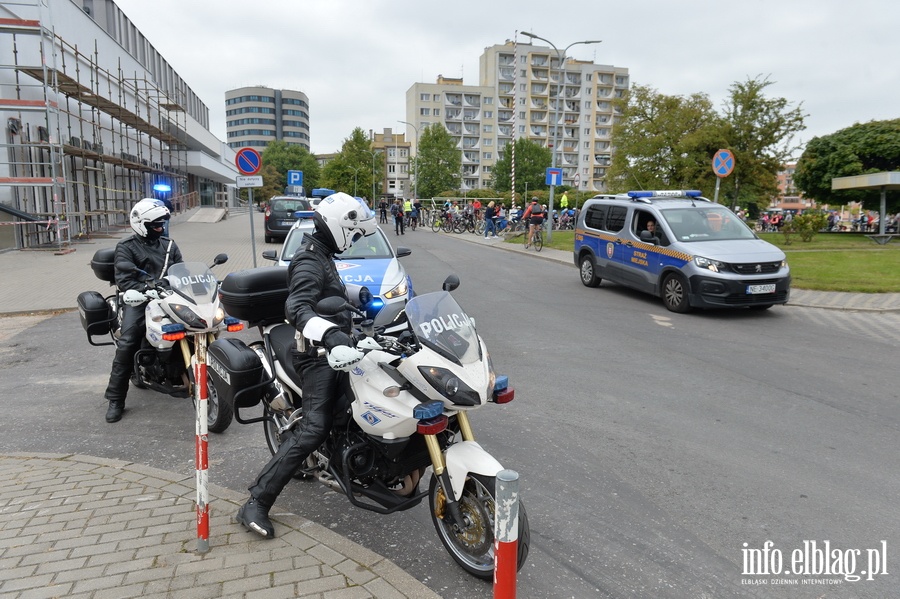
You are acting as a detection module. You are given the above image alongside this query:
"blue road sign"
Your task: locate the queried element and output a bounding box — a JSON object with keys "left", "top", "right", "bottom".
{"left": 546, "top": 167, "right": 563, "bottom": 186}
{"left": 235, "top": 148, "right": 261, "bottom": 175}
{"left": 287, "top": 170, "right": 303, "bottom": 186}
{"left": 713, "top": 149, "right": 735, "bottom": 178}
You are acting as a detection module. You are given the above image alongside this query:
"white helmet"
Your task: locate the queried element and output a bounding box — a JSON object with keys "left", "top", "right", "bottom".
{"left": 314, "top": 192, "right": 377, "bottom": 252}
{"left": 130, "top": 198, "right": 170, "bottom": 238}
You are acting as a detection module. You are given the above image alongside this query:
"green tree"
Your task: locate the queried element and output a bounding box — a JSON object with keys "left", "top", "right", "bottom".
{"left": 608, "top": 84, "right": 723, "bottom": 194}
{"left": 794, "top": 119, "right": 900, "bottom": 212}
{"left": 260, "top": 140, "right": 320, "bottom": 194}
{"left": 415, "top": 124, "right": 461, "bottom": 199}
{"left": 321, "top": 128, "right": 383, "bottom": 199}
{"left": 609, "top": 77, "right": 806, "bottom": 214}
{"left": 490, "top": 138, "right": 551, "bottom": 195}
{"left": 718, "top": 76, "right": 807, "bottom": 211}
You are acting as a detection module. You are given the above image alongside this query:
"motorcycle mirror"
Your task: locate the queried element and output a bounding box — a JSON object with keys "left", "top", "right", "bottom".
{"left": 116, "top": 261, "right": 149, "bottom": 279}
{"left": 316, "top": 296, "right": 349, "bottom": 317}
{"left": 442, "top": 274, "right": 460, "bottom": 292}
{"left": 212, "top": 253, "right": 228, "bottom": 266}
{"left": 358, "top": 287, "right": 373, "bottom": 306}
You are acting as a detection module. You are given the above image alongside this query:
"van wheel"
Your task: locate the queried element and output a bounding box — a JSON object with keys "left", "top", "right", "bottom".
{"left": 662, "top": 273, "right": 691, "bottom": 313}
{"left": 579, "top": 255, "right": 601, "bottom": 288}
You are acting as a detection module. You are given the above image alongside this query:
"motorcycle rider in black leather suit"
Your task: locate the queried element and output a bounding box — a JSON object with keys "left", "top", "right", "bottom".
{"left": 104, "top": 198, "right": 183, "bottom": 423}
{"left": 237, "top": 192, "right": 377, "bottom": 538}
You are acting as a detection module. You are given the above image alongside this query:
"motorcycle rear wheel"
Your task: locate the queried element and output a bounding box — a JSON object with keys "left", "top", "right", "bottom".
{"left": 428, "top": 473, "right": 530, "bottom": 580}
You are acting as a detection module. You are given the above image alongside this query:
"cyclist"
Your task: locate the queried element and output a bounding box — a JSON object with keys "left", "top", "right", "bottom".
{"left": 522, "top": 197, "right": 544, "bottom": 249}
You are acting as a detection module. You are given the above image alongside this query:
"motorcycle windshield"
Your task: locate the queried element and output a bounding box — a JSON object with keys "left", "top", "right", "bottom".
{"left": 165, "top": 262, "right": 218, "bottom": 305}
{"left": 405, "top": 291, "right": 480, "bottom": 365}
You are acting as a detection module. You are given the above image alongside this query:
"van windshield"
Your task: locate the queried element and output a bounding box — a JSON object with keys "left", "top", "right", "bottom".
{"left": 661, "top": 207, "right": 756, "bottom": 242}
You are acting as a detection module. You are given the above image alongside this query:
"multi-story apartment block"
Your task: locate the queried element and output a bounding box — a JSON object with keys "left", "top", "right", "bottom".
{"left": 371, "top": 128, "right": 411, "bottom": 199}
{"left": 226, "top": 86, "right": 310, "bottom": 151}
{"left": 405, "top": 42, "right": 628, "bottom": 194}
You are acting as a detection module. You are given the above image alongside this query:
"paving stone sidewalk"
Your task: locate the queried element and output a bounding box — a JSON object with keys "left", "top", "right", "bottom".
{"left": 0, "top": 453, "right": 440, "bottom": 599}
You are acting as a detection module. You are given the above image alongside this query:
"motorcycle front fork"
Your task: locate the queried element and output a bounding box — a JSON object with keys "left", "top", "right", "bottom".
{"left": 425, "top": 411, "right": 475, "bottom": 530}
{"left": 177, "top": 333, "right": 217, "bottom": 389}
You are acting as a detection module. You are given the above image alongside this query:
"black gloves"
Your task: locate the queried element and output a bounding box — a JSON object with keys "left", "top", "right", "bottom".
{"left": 322, "top": 328, "right": 352, "bottom": 351}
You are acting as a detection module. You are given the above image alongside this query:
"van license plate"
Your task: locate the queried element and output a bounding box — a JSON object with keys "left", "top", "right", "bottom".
{"left": 279, "top": 220, "right": 294, "bottom": 226}
{"left": 747, "top": 284, "right": 776, "bottom": 294}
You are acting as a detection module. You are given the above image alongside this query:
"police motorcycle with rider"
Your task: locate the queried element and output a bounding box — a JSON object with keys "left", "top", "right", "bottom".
{"left": 76, "top": 198, "right": 240, "bottom": 431}
{"left": 212, "top": 192, "right": 529, "bottom": 579}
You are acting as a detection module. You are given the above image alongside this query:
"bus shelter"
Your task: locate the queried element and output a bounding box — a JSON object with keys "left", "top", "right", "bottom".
{"left": 832, "top": 171, "right": 900, "bottom": 242}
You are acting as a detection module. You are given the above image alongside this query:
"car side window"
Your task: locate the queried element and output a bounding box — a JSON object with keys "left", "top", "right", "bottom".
{"left": 584, "top": 205, "right": 606, "bottom": 230}
{"left": 605, "top": 206, "right": 627, "bottom": 233}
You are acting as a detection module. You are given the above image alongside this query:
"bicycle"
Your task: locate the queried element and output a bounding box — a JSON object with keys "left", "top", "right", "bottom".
{"left": 525, "top": 223, "right": 543, "bottom": 252}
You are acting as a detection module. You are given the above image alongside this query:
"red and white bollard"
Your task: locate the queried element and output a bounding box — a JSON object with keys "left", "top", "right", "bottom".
{"left": 494, "top": 469, "right": 519, "bottom": 598}
{"left": 194, "top": 339, "right": 210, "bottom": 554}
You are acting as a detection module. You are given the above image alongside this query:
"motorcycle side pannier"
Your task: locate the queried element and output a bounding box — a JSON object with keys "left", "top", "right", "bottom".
{"left": 90, "top": 248, "right": 116, "bottom": 284}
{"left": 208, "top": 337, "right": 264, "bottom": 408}
{"left": 77, "top": 291, "right": 113, "bottom": 336}
{"left": 219, "top": 266, "right": 289, "bottom": 325}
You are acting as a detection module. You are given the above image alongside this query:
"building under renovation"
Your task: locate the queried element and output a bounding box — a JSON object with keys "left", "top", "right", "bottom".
{"left": 0, "top": 0, "right": 238, "bottom": 252}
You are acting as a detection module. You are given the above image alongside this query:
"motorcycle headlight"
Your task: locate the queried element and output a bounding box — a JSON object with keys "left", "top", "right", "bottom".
{"left": 418, "top": 366, "right": 481, "bottom": 406}
{"left": 382, "top": 277, "right": 409, "bottom": 300}
{"left": 213, "top": 307, "right": 225, "bottom": 327}
{"left": 694, "top": 255, "right": 727, "bottom": 273}
{"left": 170, "top": 304, "right": 207, "bottom": 329}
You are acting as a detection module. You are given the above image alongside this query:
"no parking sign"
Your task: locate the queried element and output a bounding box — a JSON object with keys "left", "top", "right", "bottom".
{"left": 712, "top": 149, "right": 735, "bottom": 178}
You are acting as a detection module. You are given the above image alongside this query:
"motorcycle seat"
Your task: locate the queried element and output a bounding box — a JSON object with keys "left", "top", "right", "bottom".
{"left": 269, "top": 323, "right": 305, "bottom": 390}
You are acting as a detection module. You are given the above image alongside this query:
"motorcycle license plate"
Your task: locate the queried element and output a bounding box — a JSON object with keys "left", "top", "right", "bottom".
{"left": 746, "top": 283, "right": 776, "bottom": 294}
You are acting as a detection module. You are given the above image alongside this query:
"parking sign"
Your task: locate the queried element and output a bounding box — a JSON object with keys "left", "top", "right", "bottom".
{"left": 287, "top": 170, "right": 303, "bottom": 186}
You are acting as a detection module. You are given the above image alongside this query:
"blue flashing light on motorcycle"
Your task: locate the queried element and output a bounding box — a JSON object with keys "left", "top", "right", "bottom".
{"left": 413, "top": 400, "right": 444, "bottom": 420}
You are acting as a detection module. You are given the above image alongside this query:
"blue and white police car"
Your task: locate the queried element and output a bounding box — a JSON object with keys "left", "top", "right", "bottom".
{"left": 574, "top": 190, "right": 791, "bottom": 312}
{"left": 262, "top": 219, "right": 414, "bottom": 333}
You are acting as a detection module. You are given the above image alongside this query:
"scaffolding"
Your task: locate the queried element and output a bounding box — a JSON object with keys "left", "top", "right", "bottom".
{"left": 0, "top": 0, "right": 187, "bottom": 251}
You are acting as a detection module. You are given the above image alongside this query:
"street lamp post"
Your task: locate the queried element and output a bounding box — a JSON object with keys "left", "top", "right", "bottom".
{"left": 349, "top": 166, "right": 362, "bottom": 197}
{"left": 363, "top": 149, "right": 378, "bottom": 203}
{"left": 522, "top": 32, "right": 601, "bottom": 242}
{"left": 398, "top": 120, "right": 418, "bottom": 201}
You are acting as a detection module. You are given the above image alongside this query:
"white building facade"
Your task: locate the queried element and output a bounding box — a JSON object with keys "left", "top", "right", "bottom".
{"left": 226, "top": 86, "right": 311, "bottom": 151}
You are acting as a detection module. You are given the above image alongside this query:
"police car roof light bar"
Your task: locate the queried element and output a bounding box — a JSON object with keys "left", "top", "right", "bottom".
{"left": 627, "top": 190, "right": 703, "bottom": 198}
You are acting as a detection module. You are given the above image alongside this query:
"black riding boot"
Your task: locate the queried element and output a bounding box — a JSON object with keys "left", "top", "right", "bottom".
{"left": 105, "top": 400, "right": 125, "bottom": 423}
{"left": 236, "top": 498, "right": 274, "bottom": 538}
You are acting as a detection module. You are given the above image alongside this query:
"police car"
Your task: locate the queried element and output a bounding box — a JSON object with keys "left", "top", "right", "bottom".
{"left": 573, "top": 190, "right": 791, "bottom": 312}
{"left": 262, "top": 220, "right": 414, "bottom": 332}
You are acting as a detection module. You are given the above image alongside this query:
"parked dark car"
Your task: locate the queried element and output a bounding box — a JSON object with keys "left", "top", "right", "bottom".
{"left": 264, "top": 196, "right": 312, "bottom": 243}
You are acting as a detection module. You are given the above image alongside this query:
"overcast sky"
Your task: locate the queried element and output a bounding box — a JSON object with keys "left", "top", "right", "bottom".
{"left": 115, "top": 0, "right": 898, "bottom": 157}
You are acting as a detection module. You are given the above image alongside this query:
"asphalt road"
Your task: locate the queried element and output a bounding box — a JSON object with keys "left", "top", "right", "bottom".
{"left": 1, "top": 228, "right": 898, "bottom": 598}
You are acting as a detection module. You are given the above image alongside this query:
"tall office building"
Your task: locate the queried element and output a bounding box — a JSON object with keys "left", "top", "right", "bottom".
{"left": 406, "top": 41, "right": 628, "bottom": 194}
{"left": 225, "top": 86, "right": 310, "bottom": 151}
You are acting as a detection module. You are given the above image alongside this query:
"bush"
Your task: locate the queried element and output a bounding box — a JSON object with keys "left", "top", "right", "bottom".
{"left": 782, "top": 212, "right": 828, "bottom": 243}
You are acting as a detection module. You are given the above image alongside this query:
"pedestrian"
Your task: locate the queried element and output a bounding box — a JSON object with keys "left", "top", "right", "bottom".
{"left": 483, "top": 201, "right": 498, "bottom": 238}
{"left": 391, "top": 199, "right": 405, "bottom": 235}
{"left": 103, "top": 198, "right": 182, "bottom": 423}
{"left": 378, "top": 199, "right": 388, "bottom": 224}
{"left": 236, "top": 192, "right": 377, "bottom": 539}
{"left": 559, "top": 190, "right": 568, "bottom": 211}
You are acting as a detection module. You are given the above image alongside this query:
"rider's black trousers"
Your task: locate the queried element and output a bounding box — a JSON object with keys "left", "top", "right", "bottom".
{"left": 104, "top": 304, "right": 145, "bottom": 403}
{"left": 249, "top": 354, "right": 342, "bottom": 507}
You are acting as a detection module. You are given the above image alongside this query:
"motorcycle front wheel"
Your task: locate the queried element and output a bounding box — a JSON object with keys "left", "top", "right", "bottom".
{"left": 188, "top": 368, "right": 233, "bottom": 433}
{"left": 428, "top": 473, "right": 530, "bottom": 580}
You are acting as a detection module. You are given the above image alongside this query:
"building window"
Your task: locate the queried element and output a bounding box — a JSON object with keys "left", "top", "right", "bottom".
{"left": 388, "top": 164, "right": 396, "bottom": 173}
{"left": 584, "top": 128, "right": 590, "bottom": 135}
{"left": 520, "top": 84, "right": 526, "bottom": 92}
{"left": 433, "top": 109, "right": 440, "bottom": 116}
{"left": 483, "top": 97, "right": 493, "bottom": 105}
{"left": 420, "top": 108, "right": 429, "bottom": 116}
{"left": 433, "top": 94, "right": 441, "bottom": 102}
{"left": 387, "top": 148, "right": 396, "bottom": 157}
{"left": 420, "top": 93, "right": 431, "bottom": 101}
{"left": 399, "top": 148, "right": 408, "bottom": 157}
{"left": 584, "top": 142, "right": 590, "bottom": 149}
{"left": 484, "top": 111, "right": 492, "bottom": 118}
{"left": 483, "top": 125, "right": 492, "bottom": 133}
{"left": 484, "top": 138, "right": 493, "bottom": 146}
{"left": 484, "top": 152, "right": 492, "bottom": 160}
{"left": 519, "top": 125, "right": 525, "bottom": 133}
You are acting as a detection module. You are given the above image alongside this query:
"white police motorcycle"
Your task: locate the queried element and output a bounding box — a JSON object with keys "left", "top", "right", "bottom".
{"left": 213, "top": 273, "right": 530, "bottom": 579}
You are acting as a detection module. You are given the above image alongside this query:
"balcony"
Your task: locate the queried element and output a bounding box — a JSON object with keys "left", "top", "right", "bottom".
{"left": 498, "top": 125, "right": 512, "bottom": 136}
{"left": 463, "top": 151, "right": 479, "bottom": 163}
{"left": 597, "top": 87, "right": 612, "bottom": 98}
{"left": 595, "top": 141, "right": 611, "bottom": 151}
{"left": 594, "top": 167, "right": 607, "bottom": 178}
{"left": 462, "top": 110, "right": 479, "bottom": 121}
{"left": 499, "top": 54, "right": 515, "bottom": 66}
{"left": 566, "top": 74, "right": 581, "bottom": 85}
{"left": 530, "top": 125, "right": 547, "bottom": 137}
{"left": 446, "top": 109, "right": 461, "bottom": 120}
{"left": 531, "top": 98, "right": 547, "bottom": 110}
{"left": 565, "top": 100, "right": 580, "bottom": 112}
{"left": 594, "top": 154, "right": 611, "bottom": 165}
{"left": 498, "top": 110, "right": 514, "bottom": 122}
{"left": 464, "top": 94, "right": 481, "bottom": 106}
{"left": 597, "top": 101, "right": 611, "bottom": 111}
{"left": 499, "top": 83, "right": 514, "bottom": 95}
{"left": 531, "top": 56, "right": 549, "bottom": 67}
{"left": 530, "top": 111, "right": 548, "bottom": 123}
{"left": 595, "top": 128, "right": 610, "bottom": 138}
{"left": 464, "top": 124, "right": 480, "bottom": 136}
{"left": 532, "top": 68, "right": 549, "bottom": 81}
{"left": 531, "top": 83, "right": 548, "bottom": 95}
{"left": 499, "top": 67, "right": 515, "bottom": 81}
{"left": 446, "top": 93, "right": 462, "bottom": 106}
{"left": 447, "top": 125, "right": 462, "bottom": 135}
{"left": 462, "top": 137, "right": 479, "bottom": 149}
